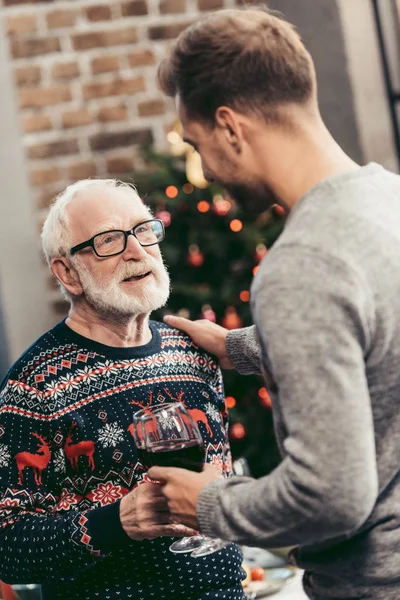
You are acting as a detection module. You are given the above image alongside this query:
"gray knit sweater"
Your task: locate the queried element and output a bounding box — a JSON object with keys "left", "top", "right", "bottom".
{"left": 197, "top": 164, "right": 400, "bottom": 600}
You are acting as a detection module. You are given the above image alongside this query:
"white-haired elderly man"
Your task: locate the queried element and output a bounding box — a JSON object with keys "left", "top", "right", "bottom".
{"left": 0, "top": 179, "right": 245, "bottom": 600}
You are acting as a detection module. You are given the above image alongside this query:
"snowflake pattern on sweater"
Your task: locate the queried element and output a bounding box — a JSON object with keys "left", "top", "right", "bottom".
{"left": 0, "top": 320, "right": 245, "bottom": 600}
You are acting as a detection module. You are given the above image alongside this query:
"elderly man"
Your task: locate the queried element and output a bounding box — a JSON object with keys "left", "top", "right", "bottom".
{"left": 0, "top": 179, "right": 245, "bottom": 600}
{"left": 148, "top": 6, "right": 400, "bottom": 600}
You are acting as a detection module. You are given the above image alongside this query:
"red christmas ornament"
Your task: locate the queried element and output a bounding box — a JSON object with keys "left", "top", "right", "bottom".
{"left": 230, "top": 422, "right": 246, "bottom": 440}
{"left": 156, "top": 210, "right": 172, "bottom": 227}
{"left": 273, "top": 204, "right": 286, "bottom": 216}
{"left": 221, "top": 306, "right": 242, "bottom": 330}
{"left": 187, "top": 244, "right": 204, "bottom": 267}
{"left": 201, "top": 304, "right": 216, "bottom": 322}
{"left": 254, "top": 243, "right": 267, "bottom": 263}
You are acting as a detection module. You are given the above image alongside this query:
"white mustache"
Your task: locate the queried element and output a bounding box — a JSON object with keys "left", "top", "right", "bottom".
{"left": 118, "top": 258, "right": 161, "bottom": 282}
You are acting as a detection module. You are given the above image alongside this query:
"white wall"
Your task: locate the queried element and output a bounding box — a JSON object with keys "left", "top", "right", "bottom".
{"left": 0, "top": 15, "right": 55, "bottom": 370}
{"left": 338, "top": 0, "right": 399, "bottom": 172}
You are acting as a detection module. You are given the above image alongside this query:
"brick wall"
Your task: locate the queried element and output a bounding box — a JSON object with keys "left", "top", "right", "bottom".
{"left": 2, "top": 0, "right": 229, "bottom": 316}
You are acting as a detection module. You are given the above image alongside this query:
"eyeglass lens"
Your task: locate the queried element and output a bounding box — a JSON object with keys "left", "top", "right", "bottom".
{"left": 93, "top": 221, "right": 163, "bottom": 256}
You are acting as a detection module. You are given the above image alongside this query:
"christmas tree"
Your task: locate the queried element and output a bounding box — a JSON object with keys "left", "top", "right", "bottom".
{"left": 129, "top": 138, "right": 285, "bottom": 478}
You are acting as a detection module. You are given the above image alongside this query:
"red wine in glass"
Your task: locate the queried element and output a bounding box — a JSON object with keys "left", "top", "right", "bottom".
{"left": 138, "top": 440, "right": 205, "bottom": 472}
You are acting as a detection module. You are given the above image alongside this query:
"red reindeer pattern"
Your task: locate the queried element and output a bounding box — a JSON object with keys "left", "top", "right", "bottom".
{"left": 15, "top": 432, "right": 51, "bottom": 486}
{"left": 64, "top": 422, "right": 95, "bottom": 471}
{"left": 164, "top": 388, "right": 213, "bottom": 438}
{"left": 128, "top": 392, "right": 160, "bottom": 444}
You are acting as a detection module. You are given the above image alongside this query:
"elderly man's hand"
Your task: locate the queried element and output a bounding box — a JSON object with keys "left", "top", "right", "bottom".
{"left": 147, "top": 464, "right": 222, "bottom": 530}
{"left": 120, "top": 482, "right": 197, "bottom": 540}
{"left": 163, "top": 316, "right": 234, "bottom": 369}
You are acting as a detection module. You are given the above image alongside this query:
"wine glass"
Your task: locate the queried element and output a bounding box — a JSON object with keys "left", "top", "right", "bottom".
{"left": 132, "top": 402, "right": 228, "bottom": 556}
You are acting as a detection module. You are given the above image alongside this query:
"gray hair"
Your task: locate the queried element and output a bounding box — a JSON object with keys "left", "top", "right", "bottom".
{"left": 41, "top": 178, "right": 142, "bottom": 266}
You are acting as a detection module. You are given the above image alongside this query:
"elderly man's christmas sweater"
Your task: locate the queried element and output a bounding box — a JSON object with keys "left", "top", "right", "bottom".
{"left": 0, "top": 320, "right": 245, "bottom": 600}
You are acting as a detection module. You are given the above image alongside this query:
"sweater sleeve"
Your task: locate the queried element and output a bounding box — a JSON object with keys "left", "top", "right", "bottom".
{"left": 226, "top": 326, "right": 263, "bottom": 375}
{"left": 0, "top": 382, "right": 131, "bottom": 585}
{"left": 197, "top": 246, "right": 378, "bottom": 548}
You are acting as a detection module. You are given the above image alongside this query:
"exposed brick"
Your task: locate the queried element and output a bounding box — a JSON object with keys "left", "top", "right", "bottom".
{"left": 149, "top": 21, "right": 193, "bottom": 40}
{"left": 21, "top": 114, "right": 52, "bottom": 134}
{"left": 138, "top": 99, "right": 165, "bottom": 116}
{"left": 46, "top": 9, "right": 77, "bottom": 29}
{"left": 62, "top": 108, "right": 93, "bottom": 129}
{"left": 68, "top": 161, "right": 97, "bottom": 180}
{"left": 91, "top": 55, "right": 120, "bottom": 75}
{"left": 11, "top": 37, "right": 61, "bottom": 59}
{"left": 31, "top": 166, "right": 61, "bottom": 187}
{"left": 28, "top": 139, "right": 79, "bottom": 160}
{"left": 14, "top": 65, "right": 41, "bottom": 86}
{"left": 107, "top": 156, "right": 135, "bottom": 174}
{"left": 72, "top": 27, "right": 137, "bottom": 51}
{"left": 128, "top": 49, "right": 155, "bottom": 68}
{"left": 98, "top": 104, "right": 128, "bottom": 122}
{"left": 86, "top": 5, "right": 112, "bottom": 21}
{"left": 160, "top": 0, "right": 186, "bottom": 13}
{"left": 121, "top": 0, "right": 148, "bottom": 16}
{"left": 19, "top": 85, "right": 72, "bottom": 109}
{"left": 52, "top": 62, "right": 80, "bottom": 80}
{"left": 83, "top": 77, "right": 145, "bottom": 100}
{"left": 7, "top": 14, "right": 37, "bottom": 36}
{"left": 198, "top": 0, "right": 223, "bottom": 9}
{"left": 90, "top": 128, "right": 152, "bottom": 152}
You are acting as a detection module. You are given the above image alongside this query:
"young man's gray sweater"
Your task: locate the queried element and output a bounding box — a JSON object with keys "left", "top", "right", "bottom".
{"left": 197, "top": 164, "right": 400, "bottom": 600}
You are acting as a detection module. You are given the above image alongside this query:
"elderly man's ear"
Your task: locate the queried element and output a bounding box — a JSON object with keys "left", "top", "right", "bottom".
{"left": 51, "top": 258, "right": 83, "bottom": 297}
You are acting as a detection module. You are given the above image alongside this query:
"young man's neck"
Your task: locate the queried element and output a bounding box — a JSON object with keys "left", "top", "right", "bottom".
{"left": 255, "top": 114, "right": 360, "bottom": 212}
{"left": 66, "top": 306, "right": 152, "bottom": 348}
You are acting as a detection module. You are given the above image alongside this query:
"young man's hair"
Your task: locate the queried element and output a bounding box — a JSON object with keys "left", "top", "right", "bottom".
{"left": 158, "top": 7, "right": 316, "bottom": 126}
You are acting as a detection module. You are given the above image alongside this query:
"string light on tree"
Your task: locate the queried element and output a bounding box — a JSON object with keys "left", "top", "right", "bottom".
{"left": 225, "top": 396, "right": 237, "bottom": 409}
{"left": 230, "top": 219, "right": 243, "bottom": 232}
{"left": 230, "top": 422, "right": 246, "bottom": 440}
{"left": 197, "top": 200, "right": 210, "bottom": 213}
{"left": 239, "top": 290, "right": 250, "bottom": 303}
{"left": 258, "top": 387, "right": 272, "bottom": 409}
{"left": 253, "top": 265, "right": 260, "bottom": 276}
{"left": 183, "top": 183, "right": 194, "bottom": 194}
{"left": 165, "top": 185, "right": 178, "bottom": 199}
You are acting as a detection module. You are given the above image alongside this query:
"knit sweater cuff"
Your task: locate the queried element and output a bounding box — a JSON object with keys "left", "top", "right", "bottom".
{"left": 197, "top": 479, "right": 227, "bottom": 538}
{"left": 226, "top": 325, "right": 262, "bottom": 375}
{"left": 86, "top": 500, "right": 131, "bottom": 554}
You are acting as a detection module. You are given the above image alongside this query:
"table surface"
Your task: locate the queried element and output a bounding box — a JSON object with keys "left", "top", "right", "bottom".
{"left": 271, "top": 570, "right": 308, "bottom": 599}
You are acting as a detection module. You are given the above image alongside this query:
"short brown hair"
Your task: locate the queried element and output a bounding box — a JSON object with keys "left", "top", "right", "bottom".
{"left": 158, "top": 7, "right": 316, "bottom": 125}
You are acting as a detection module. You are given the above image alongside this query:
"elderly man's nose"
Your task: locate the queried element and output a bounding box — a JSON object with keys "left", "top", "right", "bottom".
{"left": 123, "top": 233, "right": 148, "bottom": 258}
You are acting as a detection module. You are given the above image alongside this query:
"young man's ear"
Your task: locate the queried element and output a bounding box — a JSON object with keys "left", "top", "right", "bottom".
{"left": 51, "top": 257, "right": 83, "bottom": 297}
{"left": 214, "top": 106, "right": 244, "bottom": 154}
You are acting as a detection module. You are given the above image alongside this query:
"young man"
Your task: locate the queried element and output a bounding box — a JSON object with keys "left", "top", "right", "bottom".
{"left": 0, "top": 179, "right": 245, "bottom": 600}
{"left": 148, "top": 8, "right": 400, "bottom": 600}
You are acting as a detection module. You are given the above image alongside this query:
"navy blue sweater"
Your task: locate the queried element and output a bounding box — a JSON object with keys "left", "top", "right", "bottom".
{"left": 0, "top": 320, "right": 245, "bottom": 600}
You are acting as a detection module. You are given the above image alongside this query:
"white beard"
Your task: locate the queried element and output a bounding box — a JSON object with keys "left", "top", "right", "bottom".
{"left": 75, "top": 256, "right": 170, "bottom": 323}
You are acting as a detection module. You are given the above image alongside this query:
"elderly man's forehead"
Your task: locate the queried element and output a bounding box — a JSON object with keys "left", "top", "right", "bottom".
{"left": 67, "top": 185, "right": 150, "bottom": 223}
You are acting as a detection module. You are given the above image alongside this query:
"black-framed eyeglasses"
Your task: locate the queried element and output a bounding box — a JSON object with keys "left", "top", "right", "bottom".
{"left": 70, "top": 219, "right": 165, "bottom": 258}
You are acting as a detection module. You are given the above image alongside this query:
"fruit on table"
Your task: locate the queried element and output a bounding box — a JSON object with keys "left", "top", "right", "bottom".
{"left": 250, "top": 567, "right": 265, "bottom": 581}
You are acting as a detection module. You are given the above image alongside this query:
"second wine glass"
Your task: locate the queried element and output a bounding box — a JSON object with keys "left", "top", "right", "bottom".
{"left": 132, "top": 402, "right": 228, "bottom": 556}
